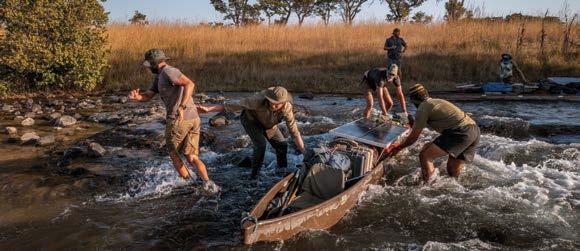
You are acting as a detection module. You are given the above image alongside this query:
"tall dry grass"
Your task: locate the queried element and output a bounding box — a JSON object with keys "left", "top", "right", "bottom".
{"left": 105, "top": 22, "right": 579, "bottom": 94}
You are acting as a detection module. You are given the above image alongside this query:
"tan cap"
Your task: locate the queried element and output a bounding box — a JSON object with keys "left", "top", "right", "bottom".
{"left": 263, "top": 86, "right": 292, "bottom": 104}
{"left": 388, "top": 64, "right": 398, "bottom": 76}
{"left": 408, "top": 84, "right": 428, "bottom": 96}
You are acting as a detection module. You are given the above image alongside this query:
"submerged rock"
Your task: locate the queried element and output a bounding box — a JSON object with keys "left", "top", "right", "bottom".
{"left": 38, "top": 134, "right": 56, "bottom": 146}
{"left": 2, "top": 104, "right": 13, "bottom": 112}
{"left": 209, "top": 115, "right": 229, "bottom": 127}
{"left": 49, "top": 112, "right": 62, "bottom": 121}
{"left": 21, "top": 132, "right": 40, "bottom": 145}
{"left": 55, "top": 115, "right": 77, "bottom": 127}
{"left": 476, "top": 115, "right": 530, "bottom": 139}
{"left": 87, "top": 142, "right": 106, "bottom": 158}
{"left": 21, "top": 117, "right": 35, "bottom": 127}
{"left": 299, "top": 92, "right": 315, "bottom": 100}
{"left": 31, "top": 104, "right": 42, "bottom": 113}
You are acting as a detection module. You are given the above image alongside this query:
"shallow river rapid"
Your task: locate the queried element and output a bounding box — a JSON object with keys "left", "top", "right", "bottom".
{"left": 0, "top": 95, "right": 578, "bottom": 250}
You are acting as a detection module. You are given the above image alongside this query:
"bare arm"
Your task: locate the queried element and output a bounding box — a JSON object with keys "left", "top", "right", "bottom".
{"left": 395, "top": 85, "right": 407, "bottom": 114}
{"left": 128, "top": 88, "right": 156, "bottom": 102}
{"left": 389, "top": 127, "right": 423, "bottom": 156}
{"left": 197, "top": 104, "right": 225, "bottom": 113}
{"left": 377, "top": 87, "right": 388, "bottom": 115}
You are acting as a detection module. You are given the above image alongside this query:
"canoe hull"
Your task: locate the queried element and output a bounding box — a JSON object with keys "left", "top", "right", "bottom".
{"left": 242, "top": 159, "right": 384, "bottom": 244}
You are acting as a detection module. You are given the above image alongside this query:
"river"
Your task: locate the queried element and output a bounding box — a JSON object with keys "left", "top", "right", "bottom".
{"left": 0, "top": 94, "right": 578, "bottom": 250}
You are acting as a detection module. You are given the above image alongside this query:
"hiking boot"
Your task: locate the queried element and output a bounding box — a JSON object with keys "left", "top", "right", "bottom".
{"left": 201, "top": 180, "right": 220, "bottom": 194}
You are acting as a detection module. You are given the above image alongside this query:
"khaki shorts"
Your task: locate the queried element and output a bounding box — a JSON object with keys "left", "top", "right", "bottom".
{"left": 165, "top": 118, "right": 201, "bottom": 156}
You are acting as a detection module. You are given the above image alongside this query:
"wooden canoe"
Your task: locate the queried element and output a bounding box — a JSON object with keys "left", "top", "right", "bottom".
{"left": 241, "top": 155, "right": 386, "bottom": 244}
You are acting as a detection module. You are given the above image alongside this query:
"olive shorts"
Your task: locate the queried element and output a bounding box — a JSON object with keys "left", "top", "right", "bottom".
{"left": 165, "top": 117, "right": 201, "bottom": 156}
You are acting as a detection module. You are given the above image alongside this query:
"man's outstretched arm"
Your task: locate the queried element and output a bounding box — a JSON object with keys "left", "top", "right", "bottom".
{"left": 128, "top": 88, "right": 156, "bottom": 102}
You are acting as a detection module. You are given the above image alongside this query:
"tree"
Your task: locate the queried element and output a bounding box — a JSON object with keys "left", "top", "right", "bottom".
{"left": 315, "top": 0, "right": 338, "bottom": 25}
{"left": 442, "top": 0, "right": 470, "bottom": 21}
{"left": 294, "top": 0, "right": 318, "bottom": 26}
{"left": 259, "top": 0, "right": 284, "bottom": 25}
{"left": 383, "top": 0, "right": 426, "bottom": 23}
{"left": 0, "top": 0, "right": 109, "bottom": 92}
{"left": 257, "top": 0, "right": 292, "bottom": 25}
{"left": 337, "top": 0, "right": 369, "bottom": 25}
{"left": 210, "top": 0, "right": 262, "bottom": 27}
{"left": 129, "top": 10, "right": 149, "bottom": 25}
{"left": 411, "top": 11, "right": 432, "bottom": 23}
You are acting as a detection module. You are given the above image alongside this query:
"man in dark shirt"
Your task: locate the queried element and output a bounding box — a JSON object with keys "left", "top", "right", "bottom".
{"left": 361, "top": 64, "right": 408, "bottom": 118}
{"left": 384, "top": 28, "right": 407, "bottom": 76}
{"left": 127, "top": 48, "right": 219, "bottom": 193}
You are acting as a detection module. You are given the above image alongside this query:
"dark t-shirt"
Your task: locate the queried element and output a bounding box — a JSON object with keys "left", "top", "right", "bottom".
{"left": 365, "top": 67, "right": 401, "bottom": 90}
{"left": 149, "top": 65, "right": 198, "bottom": 120}
{"left": 385, "top": 36, "right": 407, "bottom": 60}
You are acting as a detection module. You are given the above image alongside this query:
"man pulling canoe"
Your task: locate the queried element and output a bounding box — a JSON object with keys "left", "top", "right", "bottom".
{"left": 389, "top": 84, "right": 480, "bottom": 183}
{"left": 361, "top": 64, "right": 408, "bottom": 118}
{"left": 199, "top": 86, "right": 306, "bottom": 179}
{"left": 127, "top": 48, "right": 219, "bottom": 193}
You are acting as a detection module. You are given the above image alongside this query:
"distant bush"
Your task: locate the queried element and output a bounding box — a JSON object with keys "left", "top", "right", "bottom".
{"left": 0, "top": 0, "right": 109, "bottom": 93}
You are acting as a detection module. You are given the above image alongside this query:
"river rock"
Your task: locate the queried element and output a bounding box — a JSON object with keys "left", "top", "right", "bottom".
{"left": 209, "top": 115, "right": 229, "bottom": 127}
{"left": 55, "top": 115, "right": 77, "bottom": 127}
{"left": 14, "top": 111, "right": 21, "bottom": 116}
{"left": 31, "top": 104, "right": 42, "bottom": 113}
{"left": 74, "top": 113, "right": 82, "bottom": 120}
{"left": 47, "top": 99, "right": 62, "bottom": 107}
{"left": 25, "top": 98, "right": 34, "bottom": 108}
{"left": 195, "top": 93, "right": 210, "bottom": 103}
{"left": 20, "top": 132, "right": 40, "bottom": 145}
{"left": 2, "top": 104, "right": 13, "bottom": 112}
{"left": 5, "top": 127, "right": 17, "bottom": 135}
{"left": 38, "top": 134, "right": 56, "bottom": 146}
{"left": 87, "top": 142, "right": 106, "bottom": 157}
{"left": 49, "top": 112, "right": 62, "bottom": 121}
{"left": 21, "top": 117, "right": 35, "bottom": 126}
{"left": 477, "top": 115, "right": 530, "bottom": 139}
{"left": 119, "top": 96, "right": 128, "bottom": 104}
{"left": 24, "top": 112, "right": 36, "bottom": 118}
{"left": 12, "top": 102, "right": 22, "bottom": 109}
{"left": 299, "top": 92, "right": 315, "bottom": 100}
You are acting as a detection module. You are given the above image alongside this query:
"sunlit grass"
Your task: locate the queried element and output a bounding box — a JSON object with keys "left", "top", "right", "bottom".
{"left": 104, "top": 22, "right": 579, "bottom": 93}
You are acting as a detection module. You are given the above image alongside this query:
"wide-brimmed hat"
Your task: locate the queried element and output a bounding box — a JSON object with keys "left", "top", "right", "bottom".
{"left": 263, "top": 86, "right": 292, "bottom": 104}
{"left": 143, "top": 48, "right": 170, "bottom": 67}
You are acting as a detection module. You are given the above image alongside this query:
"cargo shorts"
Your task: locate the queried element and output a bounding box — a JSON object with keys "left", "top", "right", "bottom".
{"left": 165, "top": 117, "right": 201, "bottom": 156}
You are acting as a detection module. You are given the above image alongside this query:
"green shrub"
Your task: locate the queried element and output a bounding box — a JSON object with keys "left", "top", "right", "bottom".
{"left": 0, "top": 0, "right": 109, "bottom": 91}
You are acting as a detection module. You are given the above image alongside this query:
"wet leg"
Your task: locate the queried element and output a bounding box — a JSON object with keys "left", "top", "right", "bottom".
{"left": 446, "top": 156, "right": 465, "bottom": 178}
{"left": 419, "top": 142, "right": 448, "bottom": 183}
{"left": 268, "top": 129, "right": 288, "bottom": 169}
{"left": 364, "top": 91, "right": 374, "bottom": 118}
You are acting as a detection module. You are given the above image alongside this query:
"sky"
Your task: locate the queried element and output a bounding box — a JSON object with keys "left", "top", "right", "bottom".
{"left": 102, "top": 0, "right": 580, "bottom": 24}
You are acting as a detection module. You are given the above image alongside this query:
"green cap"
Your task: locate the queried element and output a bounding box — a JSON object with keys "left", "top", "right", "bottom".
{"left": 143, "top": 48, "right": 169, "bottom": 67}
{"left": 263, "top": 86, "right": 292, "bottom": 104}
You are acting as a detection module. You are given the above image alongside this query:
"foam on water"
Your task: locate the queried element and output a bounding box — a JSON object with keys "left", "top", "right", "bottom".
{"left": 96, "top": 161, "right": 191, "bottom": 202}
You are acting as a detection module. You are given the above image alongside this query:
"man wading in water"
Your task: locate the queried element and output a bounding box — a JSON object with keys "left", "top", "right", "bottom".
{"left": 199, "top": 87, "right": 306, "bottom": 179}
{"left": 362, "top": 64, "right": 408, "bottom": 118}
{"left": 127, "top": 48, "right": 219, "bottom": 193}
{"left": 389, "top": 84, "right": 480, "bottom": 183}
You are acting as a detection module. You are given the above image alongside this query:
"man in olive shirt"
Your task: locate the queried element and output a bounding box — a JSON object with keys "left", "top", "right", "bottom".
{"left": 390, "top": 84, "right": 480, "bottom": 183}
{"left": 127, "top": 49, "right": 219, "bottom": 193}
{"left": 199, "top": 86, "right": 306, "bottom": 179}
